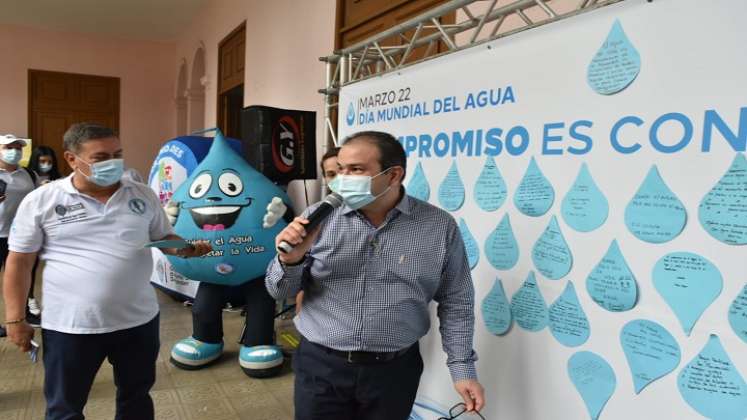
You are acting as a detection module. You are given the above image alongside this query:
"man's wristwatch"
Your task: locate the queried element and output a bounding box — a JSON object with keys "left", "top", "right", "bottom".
{"left": 280, "top": 257, "right": 305, "bottom": 268}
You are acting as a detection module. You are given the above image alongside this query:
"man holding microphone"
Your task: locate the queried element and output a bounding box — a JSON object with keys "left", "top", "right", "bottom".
{"left": 266, "top": 131, "right": 484, "bottom": 420}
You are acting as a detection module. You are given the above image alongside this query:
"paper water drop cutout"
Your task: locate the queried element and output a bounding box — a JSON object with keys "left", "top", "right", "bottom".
{"left": 699, "top": 153, "right": 747, "bottom": 245}
{"left": 678, "top": 334, "right": 747, "bottom": 420}
{"left": 481, "top": 278, "right": 512, "bottom": 336}
{"left": 485, "top": 214, "right": 519, "bottom": 270}
{"left": 568, "top": 351, "right": 617, "bottom": 420}
{"left": 653, "top": 252, "right": 722, "bottom": 335}
{"left": 407, "top": 162, "right": 431, "bottom": 202}
{"left": 586, "top": 240, "right": 638, "bottom": 312}
{"left": 561, "top": 163, "right": 609, "bottom": 232}
{"left": 532, "top": 215, "right": 573, "bottom": 280}
{"left": 474, "top": 156, "right": 508, "bottom": 212}
{"left": 620, "top": 319, "right": 681, "bottom": 394}
{"left": 458, "top": 218, "right": 479, "bottom": 270}
{"left": 587, "top": 19, "right": 641, "bottom": 95}
{"left": 624, "top": 165, "right": 687, "bottom": 243}
{"left": 549, "top": 281, "right": 590, "bottom": 347}
{"left": 510, "top": 271, "right": 549, "bottom": 332}
{"left": 437, "top": 161, "right": 465, "bottom": 211}
{"left": 345, "top": 102, "right": 356, "bottom": 126}
{"left": 514, "top": 157, "right": 555, "bottom": 217}
{"left": 728, "top": 283, "right": 747, "bottom": 344}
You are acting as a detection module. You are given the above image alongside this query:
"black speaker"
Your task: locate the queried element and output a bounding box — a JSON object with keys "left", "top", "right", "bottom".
{"left": 240, "top": 105, "right": 317, "bottom": 185}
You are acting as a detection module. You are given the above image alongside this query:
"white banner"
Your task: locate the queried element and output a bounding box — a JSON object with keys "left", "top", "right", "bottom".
{"left": 339, "top": 0, "right": 747, "bottom": 419}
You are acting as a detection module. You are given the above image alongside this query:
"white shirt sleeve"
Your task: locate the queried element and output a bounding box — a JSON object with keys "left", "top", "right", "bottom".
{"left": 8, "top": 192, "right": 43, "bottom": 253}
{"left": 143, "top": 187, "right": 174, "bottom": 241}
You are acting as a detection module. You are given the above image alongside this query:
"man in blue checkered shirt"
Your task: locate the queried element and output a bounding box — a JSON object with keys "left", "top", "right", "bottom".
{"left": 266, "top": 131, "right": 485, "bottom": 420}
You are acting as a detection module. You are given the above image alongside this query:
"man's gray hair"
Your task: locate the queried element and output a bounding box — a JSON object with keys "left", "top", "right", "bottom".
{"left": 62, "top": 123, "right": 117, "bottom": 152}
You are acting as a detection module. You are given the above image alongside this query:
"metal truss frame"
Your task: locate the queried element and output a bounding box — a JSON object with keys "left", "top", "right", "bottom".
{"left": 319, "top": 0, "right": 626, "bottom": 148}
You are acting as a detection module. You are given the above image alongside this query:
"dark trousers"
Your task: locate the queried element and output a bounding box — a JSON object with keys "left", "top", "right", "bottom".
{"left": 30, "top": 258, "right": 38, "bottom": 299}
{"left": 42, "top": 315, "right": 160, "bottom": 420}
{"left": 0, "top": 237, "right": 7, "bottom": 269}
{"left": 192, "top": 278, "right": 275, "bottom": 346}
{"left": 293, "top": 337, "right": 424, "bottom": 420}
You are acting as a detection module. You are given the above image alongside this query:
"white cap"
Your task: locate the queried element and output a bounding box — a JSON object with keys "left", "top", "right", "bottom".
{"left": 0, "top": 134, "right": 29, "bottom": 146}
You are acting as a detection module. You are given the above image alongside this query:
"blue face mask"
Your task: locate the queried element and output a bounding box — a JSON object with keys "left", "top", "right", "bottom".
{"left": 77, "top": 157, "right": 125, "bottom": 187}
{"left": 1, "top": 149, "right": 22, "bottom": 165}
{"left": 328, "top": 168, "right": 392, "bottom": 210}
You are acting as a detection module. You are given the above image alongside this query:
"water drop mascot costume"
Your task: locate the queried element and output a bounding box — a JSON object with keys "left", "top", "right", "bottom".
{"left": 166, "top": 129, "right": 293, "bottom": 377}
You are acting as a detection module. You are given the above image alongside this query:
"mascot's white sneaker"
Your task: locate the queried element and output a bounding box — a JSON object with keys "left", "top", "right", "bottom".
{"left": 239, "top": 345, "right": 284, "bottom": 378}
{"left": 170, "top": 337, "right": 224, "bottom": 370}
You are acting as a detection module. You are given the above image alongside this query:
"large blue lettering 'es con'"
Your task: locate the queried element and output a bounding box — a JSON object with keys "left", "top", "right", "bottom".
{"left": 168, "top": 131, "right": 290, "bottom": 286}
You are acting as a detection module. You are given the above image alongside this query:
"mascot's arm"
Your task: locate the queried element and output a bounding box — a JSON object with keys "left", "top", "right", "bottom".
{"left": 262, "top": 197, "right": 288, "bottom": 228}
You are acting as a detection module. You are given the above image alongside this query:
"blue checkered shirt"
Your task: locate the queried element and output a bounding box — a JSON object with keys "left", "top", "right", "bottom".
{"left": 265, "top": 192, "right": 478, "bottom": 382}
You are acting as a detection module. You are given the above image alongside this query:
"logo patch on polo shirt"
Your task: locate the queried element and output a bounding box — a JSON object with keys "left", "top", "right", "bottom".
{"left": 128, "top": 198, "right": 147, "bottom": 215}
{"left": 56, "top": 202, "right": 87, "bottom": 224}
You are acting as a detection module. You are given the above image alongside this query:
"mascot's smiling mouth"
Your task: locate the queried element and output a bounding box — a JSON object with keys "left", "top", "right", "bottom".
{"left": 189, "top": 206, "right": 245, "bottom": 231}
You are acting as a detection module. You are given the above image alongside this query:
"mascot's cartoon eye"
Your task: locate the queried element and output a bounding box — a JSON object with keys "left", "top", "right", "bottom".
{"left": 189, "top": 173, "right": 212, "bottom": 198}
{"left": 218, "top": 172, "right": 243, "bottom": 197}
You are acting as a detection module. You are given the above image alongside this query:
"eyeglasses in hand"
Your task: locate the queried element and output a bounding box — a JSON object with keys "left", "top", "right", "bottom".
{"left": 437, "top": 402, "right": 486, "bottom": 420}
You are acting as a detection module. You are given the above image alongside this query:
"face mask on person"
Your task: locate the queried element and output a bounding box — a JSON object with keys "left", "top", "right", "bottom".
{"left": 76, "top": 157, "right": 125, "bottom": 187}
{"left": 1, "top": 149, "right": 22, "bottom": 165}
{"left": 39, "top": 162, "right": 53, "bottom": 173}
{"left": 328, "top": 168, "right": 393, "bottom": 210}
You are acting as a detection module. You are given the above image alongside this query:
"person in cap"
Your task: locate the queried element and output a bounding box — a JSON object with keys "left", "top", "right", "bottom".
{"left": 0, "top": 134, "right": 39, "bottom": 335}
{"left": 3, "top": 123, "right": 211, "bottom": 420}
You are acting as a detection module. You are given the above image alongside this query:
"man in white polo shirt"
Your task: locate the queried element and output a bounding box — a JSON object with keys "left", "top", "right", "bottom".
{"left": 3, "top": 123, "right": 210, "bottom": 420}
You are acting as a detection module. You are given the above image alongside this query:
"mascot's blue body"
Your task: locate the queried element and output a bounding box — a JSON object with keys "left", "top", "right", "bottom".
{"left": 168, "top": 130, "right": 292, "bottom": 377}
{"left": 167, "top": 131, "right": 290, "bottom": 284}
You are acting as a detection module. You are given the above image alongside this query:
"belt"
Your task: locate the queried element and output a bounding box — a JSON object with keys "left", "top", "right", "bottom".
{"left": 306, "top": 339, "right": 414, "bottom": 364}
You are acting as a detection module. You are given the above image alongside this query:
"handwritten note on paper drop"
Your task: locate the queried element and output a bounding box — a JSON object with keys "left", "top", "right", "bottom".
{"left": 514, "top": 157, "right": 555, "bottom": 217}
{"left": 624, "top": 165, "right": 687, "bottom": 244}
{"left": 620, "top": 319, "right": 681, "bottom": 394}
{"left": 510, "top": 271, "right": 549, "bottom": 332}
{"left": 586, "top": 240, "right": 638, "bottom": 312}
{"left": 531, "top": 215, "right": 573, "bottom": 280}
{"left": 458, "top": 218, "right": 480, "bottom": 270}
{"left": 437, "top": 160, "right": 465, "bottom": 211}
{"left": 485, "top": 213, "right": 519, "bottom": 270}
{"left": 561, "top": 163, "right": 609, "bottom": 232}
{"left": 728, "top": 283, "right": 747, "bottom": 344}
{"left": 568, "top": 351, "right": 617, "bottom": 420}
{"left": 474, "top": 156, "right": 508, "bottom": 212}
{"left": 407, "top": 161, "right": 431, "bottom": 202}
{"left": 481, "top": 278, "right": 512, "bottom": 336}
{"left": 699, "top": 153, "right": 747, "bottom": 245}
{"left": 653, "top": 252, "right": 722, "bottom": 336}
{"left": 678, "top": 334, "right": 747, "bottom": 420}
{"left": 586, "top": 19, "right": 641, "bottom": 95}
{"left": 549, "top": 281, "right": 590, "bottom": 348}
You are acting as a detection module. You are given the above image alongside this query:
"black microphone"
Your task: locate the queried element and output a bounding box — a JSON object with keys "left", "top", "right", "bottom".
{"left": 277, "top": 193, "right": 343, "bottom": 254}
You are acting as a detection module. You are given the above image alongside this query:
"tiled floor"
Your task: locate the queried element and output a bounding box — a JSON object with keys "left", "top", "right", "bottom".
{"left": 0, "top": 290, "right": 296, "bottom": 420}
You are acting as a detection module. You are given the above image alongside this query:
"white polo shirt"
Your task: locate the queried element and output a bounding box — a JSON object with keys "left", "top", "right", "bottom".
{"left": 0, "top": 168, "right": 35, "bottom": 238}
{"left": 9, "top": 175, "right": 174, "bottom": 334}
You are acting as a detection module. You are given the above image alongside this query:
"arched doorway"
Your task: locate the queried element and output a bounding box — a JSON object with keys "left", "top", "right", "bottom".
{"left": 176, "top": 59, "right": 188, "bottom": 136}
{"left": 187, "top": 46, "right": 206, "bottom": 133}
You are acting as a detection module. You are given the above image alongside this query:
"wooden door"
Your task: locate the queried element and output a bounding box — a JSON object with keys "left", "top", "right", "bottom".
{"left": 28, "top": 70, "right": 120, "bottom": 174}
{"left": 331, "top": 0, "right": 454, "bottom": 148}
{"left": 217, "top": 23, "right": 246, "bottom": 138}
